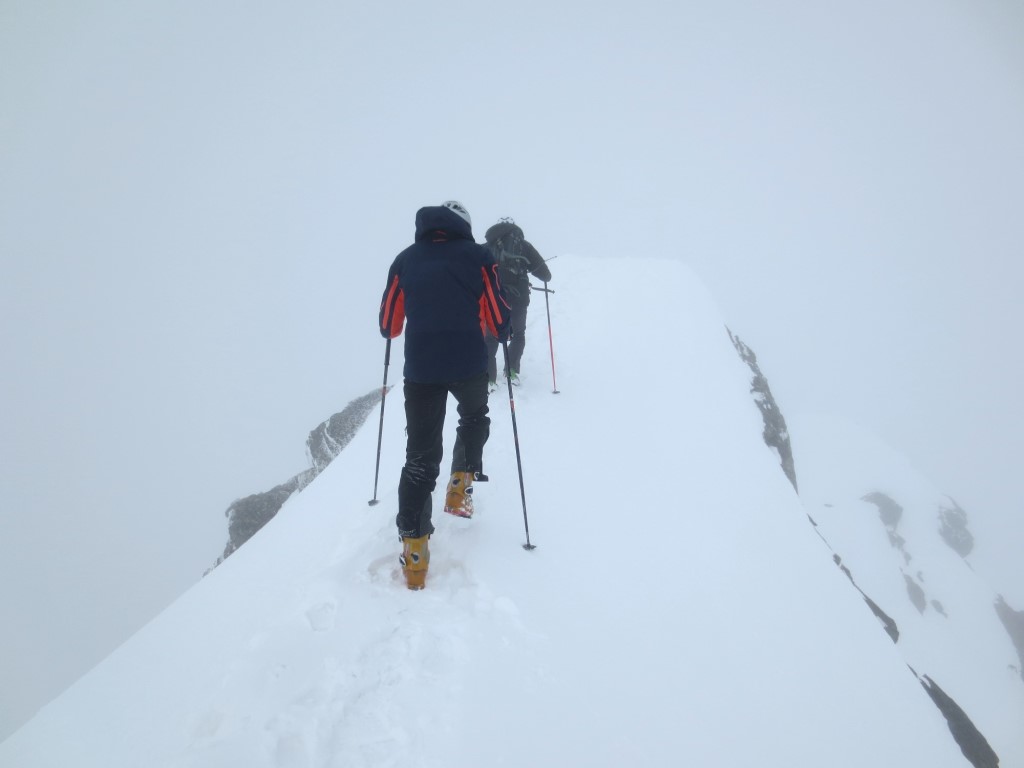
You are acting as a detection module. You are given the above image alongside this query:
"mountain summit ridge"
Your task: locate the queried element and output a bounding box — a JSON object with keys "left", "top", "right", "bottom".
{"left": 0, "top": 255, "right": 992, "bottom": 767}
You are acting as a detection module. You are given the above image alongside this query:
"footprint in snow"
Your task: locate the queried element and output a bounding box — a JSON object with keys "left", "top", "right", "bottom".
{"left": 304, "top": 601, "right": 336, "bottom": 633}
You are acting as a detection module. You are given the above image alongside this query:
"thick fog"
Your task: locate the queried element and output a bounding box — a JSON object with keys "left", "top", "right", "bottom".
{"left": 2, "top": 0, "right": 1022, "bottom": 740}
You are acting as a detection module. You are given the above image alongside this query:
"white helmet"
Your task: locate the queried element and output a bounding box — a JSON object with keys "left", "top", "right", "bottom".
{"left": 441, "top": 200, "right": 472, "bottom": 226}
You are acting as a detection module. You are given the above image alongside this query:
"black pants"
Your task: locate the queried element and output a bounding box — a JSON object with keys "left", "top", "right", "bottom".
{"left": 486, "top": 301, "right": 529, "bottom": 380}
{"left": 397, "top": 372, "right": 490, "bottom": 539}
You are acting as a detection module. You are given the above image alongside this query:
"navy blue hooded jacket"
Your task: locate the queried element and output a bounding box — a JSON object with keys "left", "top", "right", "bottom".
{"left": 379, "top": 206, "right": 510, "bottom": 384}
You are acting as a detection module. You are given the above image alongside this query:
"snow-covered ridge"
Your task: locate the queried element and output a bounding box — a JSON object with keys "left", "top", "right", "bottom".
{"left": 0, "top": 255, "right": 984, "bottom": 767}
{"left": 729, "top": 333, "right": 1023, "bottom": 767}
{"left": 215, "top": 388, "right": 384, "bottom": 565}
{"left": 790, "top": 414, "right": 1024, "bottom": 767}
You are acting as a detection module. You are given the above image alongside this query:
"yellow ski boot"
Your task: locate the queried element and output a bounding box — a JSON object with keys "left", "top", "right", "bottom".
{"left": 400, "top": 535, "right": 430, "bottom": 590}
{"left": 443, "top": 471, "right": 475, "bottom": 518}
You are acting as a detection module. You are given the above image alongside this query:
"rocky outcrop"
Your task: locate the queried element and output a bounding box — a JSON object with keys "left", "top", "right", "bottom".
{"left": 213, "top": 387, "right": 386, "bottom": 566}
{"left": 994, "top": 595, "right": 1024, "bottom": 683}
{"left": 808, "top": 515, "right": 902, "bottom": 644}
{"left": 938, "top": 497, "right": 975, "bottom": 558}
{"left": 863, "top": 490, "right": 903, "bottom": 529}
{"left": 728, "top": 334, "right": 1008, "bottom": 764}
{"left": 726, "top": 329, "right": 797, "bottom": 491}
{"left": 860, "top": 491, "right": 932, "bottom": 614}
{"left": 918, "top": 674, "right": 1000, "bottom": 768}
{"left": 818, "top": 488, "right": 1005, "bottom": 764}
{"left": 832, "top": 553, "right": 901, "bottom": 643}
{"left": 307, "top": 388, "right": 385, "bottom": 474}
{"left": 221, "top": 471, "right": 315, "bottom": 561}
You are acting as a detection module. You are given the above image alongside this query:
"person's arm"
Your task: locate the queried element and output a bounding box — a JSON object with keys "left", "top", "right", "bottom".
{"left": 479, "top": 254, "right": 511, "bottom": 343}
{"left": 379, "top": 259, "right": 406, "bottom": 338}
{"left": 525, "top": 241, "right": 552, "bottom": 283}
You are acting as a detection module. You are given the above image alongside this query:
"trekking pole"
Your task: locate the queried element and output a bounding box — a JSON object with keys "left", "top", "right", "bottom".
{"left": 502, "top": 339, "right": 536, "bottom": 550}
{"left": 541, "top": 282, "right": 559, "bottom": 394}
{"left": 368, "top": 338, "right": 392, "bottom": 506}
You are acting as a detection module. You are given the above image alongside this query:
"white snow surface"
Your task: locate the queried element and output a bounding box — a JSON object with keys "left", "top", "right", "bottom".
{"left": 0, "top": 255, "right": 968, "bottom": 767}
{"left": 791, "top": 414, "right": 1024, "bottom": 767}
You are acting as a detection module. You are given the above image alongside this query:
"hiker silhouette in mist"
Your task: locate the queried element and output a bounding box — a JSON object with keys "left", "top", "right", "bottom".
{"left": 378, "top": 200, "right": 510, "bottom": 590}
{"left": 482, "top": 219, "right": 552, "bottom": 390}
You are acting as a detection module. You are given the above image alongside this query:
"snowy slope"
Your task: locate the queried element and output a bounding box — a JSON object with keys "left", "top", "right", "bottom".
{"left": 0, "top": 255, "right": 964, "bottom": 767}
{"left": 792, "top": 415, "right": 1024, "bottom": 767}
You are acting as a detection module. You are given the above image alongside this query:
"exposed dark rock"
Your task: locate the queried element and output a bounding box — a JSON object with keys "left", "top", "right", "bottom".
{"left": 832, "top": 553, "right": 848, "bottom": 576}
{"left": 211, "top": 387, "right": 385, "bottom": 567}
{"left": 221, "top": 471, "right": 315, "bottom": 560}
{"left": 860, "top": 493, "right": 942, "bottom": 616}
{"left": 918, "top": 674, "right": 1000, "bottom": 768}
{"left": 931, "top": 600, "right": 948, "bottom": 618}
{"left": 726, "top": 329, "right": 797, "bottom": 492}
{"left": 861, "top": 491, "right": 912, "bottom": 564}
{"left": 863, "top": 491, "right": 903, "bottom": 528}
{"left": 828, "top": 507, "right": 997, "bottom": 763}
{"left": 994, "top": 595, "right": 1024, "bottom": 684}
{"left": 863, "top": 593, "right": 901, "bottom": 644}
{"left": 307, "top": 388, "right": 386, "bottom": 474}
{"left": 888, "top": 531, "right": 911, "bottom": 559}
{"left": 938, "top": 498, "right": 975, "bottom": 558}
{"left": 904, "top": 573, "right": 927, "bottom": 614}
{"left": 833, "top": 554, "right": 900, "bottom": 643}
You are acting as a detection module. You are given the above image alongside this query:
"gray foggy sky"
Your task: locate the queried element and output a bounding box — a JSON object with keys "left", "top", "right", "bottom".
{"left": 2, "top": 0, "right": 1022, "bottom": 740}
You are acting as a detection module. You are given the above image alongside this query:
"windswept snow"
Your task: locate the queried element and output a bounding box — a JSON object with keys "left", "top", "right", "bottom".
{"left": 0, "top": 255, "right": 965, "bottom": 767}
{"left": 792, "top": 414, "right": 1024, "bottom": 767}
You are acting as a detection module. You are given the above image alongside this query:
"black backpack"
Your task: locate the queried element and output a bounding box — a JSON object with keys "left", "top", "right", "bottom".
{"left": 485, "top": 219, "right": 530, "bottom": 277}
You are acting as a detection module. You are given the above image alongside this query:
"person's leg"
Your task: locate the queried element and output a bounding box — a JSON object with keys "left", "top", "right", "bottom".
{"left": 397, "top": 380, "right": 447, "bottom": 539}
{"left": 445, "top": 372, "right": 490, "bottom": 517}
{"left": 449, "top": 372, "right": 490, "bottom": 474}
{"left": 485, "top": 331, "right": 499, "bottom": 384}
{"left": 506, "top": 302, "right": 529, "bottom": 375}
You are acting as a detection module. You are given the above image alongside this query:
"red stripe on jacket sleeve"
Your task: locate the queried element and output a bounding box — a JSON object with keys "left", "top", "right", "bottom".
{"left": 479, "top": 295, "right": 496, "bottom": 337}
{"left": 380, "top": 274, "right": 405, "bottom": 338}
{"left": 479, "top": 265, "right": 505, "bottom": 337}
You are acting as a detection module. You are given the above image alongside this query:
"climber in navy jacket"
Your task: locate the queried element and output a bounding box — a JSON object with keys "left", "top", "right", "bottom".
{"left": 378, "top": 201, "right": 510, "bottom": 589}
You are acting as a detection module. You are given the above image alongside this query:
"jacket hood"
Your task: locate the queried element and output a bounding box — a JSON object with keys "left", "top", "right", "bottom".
{"left": 415, "top": 206, "right": 474, "bottom": 242}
